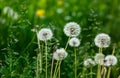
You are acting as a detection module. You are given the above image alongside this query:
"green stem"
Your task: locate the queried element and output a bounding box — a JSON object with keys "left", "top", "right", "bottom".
{"left": 59, "top": 61, "right": 61, "bottom": 78}
{"left": 97, "top": 48, "right": 102, "bottom": 78}
{"left": 74, "top": 47, "right": 77, "bottom": 78}
{"left": 90, "top": 67, "right": 92, "bottom": 78}
{"left": 36, "top": 54, "right": 39, "bottom": 78}
{"left": 107, "top": 67, "right": 111, "bottom": 78}
{"left": 45, "top": 40, "right": 48, "bottom": 78}
{"left": 9, "top": 50, "right": 12, "bottom": 77}
{"left": 101, "top": 66, "right": 104, "bottom": 76}
{"left": 39, "top": 52, "right": 42, "bottom": 73}
{"left": 50, "top": 51, "right": 55, "bottom": 78}
{"left": 81, "top": 67, "right": 86, "bottom": 78}
{"left": 112, "top": 46, "right": 115, "bottom": 55}
{"left": 53, "top": 61, "right": 59, "bottom": 78}
{"left": 103, "top": 67, "right": 107, "bottom": 78}
{"left": 97, "top": 61, "right": 101, "bottom": 78}
{"left": 65, "top": 37, "right": 70, "bottom": 50}
{"left": 55, "top": 61, "right": 61, "bottom": 78}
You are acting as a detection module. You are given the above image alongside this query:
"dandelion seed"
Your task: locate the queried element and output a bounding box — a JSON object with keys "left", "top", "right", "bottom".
{"left": 94, "top": 53, "right": 105, "bottom": 65}
{"left": 104, "top": 55, "right": 117, "bottom": 66}
{"left": 53, "top": 48, "right": 68, "bottom": 60}
{"left": 69, "top": 37, "right": 80, "bottom": 47}
{"left": 63, "top": 22, "right": 81, "bottom": 37}
{"left": 38, "top": 28, "right": 53, "bottom": 41}
{"left": 84, "top": 58, "right": 96, "bottom": 67}
{"left": 94, "top": 33, "right": 111, "bottom": 48}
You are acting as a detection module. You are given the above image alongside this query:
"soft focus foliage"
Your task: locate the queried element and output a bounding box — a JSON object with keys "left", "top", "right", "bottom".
{"left": 0, "top": 0, "right": 120, "bottom": 78}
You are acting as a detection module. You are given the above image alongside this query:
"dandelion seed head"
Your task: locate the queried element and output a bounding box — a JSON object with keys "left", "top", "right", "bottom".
{"left": 94, "top": 33, "right": 111, "bottom": 48}
{"left": 53, "top": 48, "right": 68, "bottom": 60}
{"left": 3, "top": 6, "right": 10, "bottom": 15}
{"left": 104, "top": 55, "right": 117, "bottom": 66}
{"left": 38, "top": 28, "right": 53, "bottom": 41}
{"left": 94, "top": 53, "right": 105, "bottom": 65}
{"left": 84, "top": 58, "right": 96, "bottom": 67}
{"left": 69, "top": 37, "right": 80, "bottom": 47}
{"left": 63, "top": 22, "right": 81, "bottom": 37}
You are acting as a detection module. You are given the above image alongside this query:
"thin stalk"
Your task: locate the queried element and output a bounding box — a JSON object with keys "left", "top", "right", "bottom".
{"left": 90, "top": 67, "right": 93, "bottom": 78}
{"left": 107, "top": 67, "right": 111, "bottom": 78}
{"left": 36, "top": 54, "right": 39, "bottom": 78}
{"left": 101, "top": 66, "right": 104, "bottom": 76}
{"left": 112, "top": 46, "right": 115, "bottom": 55}
{"left": 36, "top": 30, "right": 41, "bottom": 78}
{"left": 97, "top": 61, "right": 101, "bottom": 78}
{"left": 50, "top": 51, "right": 55, "bottom": 78}
{"left": 53, "top": 61, "right": 59, "bottom": 78}
{"left": 9, "top": 50, "right": 12, "bottom": 78}
{"left": 55, "top": 61, "right": 61, "bottom": 78}
{"left": 81, "top": 67, "right": 86, "bottom": 78}
{"left": 74, "top": 47, "right": 77, "bottom": 78}
{"left": 58, "top": 61, "right": 61, "bottom": 78}
{"left": 97, "top": 48, "right": 102, "bottom": 78}
{"left": 103, "top": 67, "right": 107, "bottom": 78}
{"left": 65, "top": 37, "right": 70, "bottom": 50}
{"left": 39, "top": 52, "right": 42, "bottom": 73}
{"left": 45, "top": 40, "right": 48, "bottom": 78}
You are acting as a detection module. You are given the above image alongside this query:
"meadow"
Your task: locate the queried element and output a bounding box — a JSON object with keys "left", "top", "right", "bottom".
{"left": 0, "top": 0, "right": 120, "bottom": 78}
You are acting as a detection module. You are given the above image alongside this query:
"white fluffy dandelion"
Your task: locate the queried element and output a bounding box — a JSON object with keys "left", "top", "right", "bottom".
{"left": 94, "top": 53, "right": 105, "bottom": 65}
{"left": 84, "top": 58, "right": 96, "bottom": 67}
{"left": 3, "top": 6, "right": 10, "bottom": 15}
{"left": 53, "top": 48, "right": 68, "bottom": 60}
{"left": 3, "top": 6, "right": 19, "bottom": 20}
{"left": 104, "top": 55, "right": 117, "bottom": 66}
{"left": 63, "top": 22, "right": 81, "bottom": 37}
{"left": 94, "top": 33, "right": 111, "bottom": 48}
{"left": 38, "top": 28, "right": 53, "bottom": 41}
{"left": 69, "top": 37, "right": 80, "bottom": 47}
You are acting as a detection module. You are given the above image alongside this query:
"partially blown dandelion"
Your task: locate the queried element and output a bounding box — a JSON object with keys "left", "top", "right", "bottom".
{"left": 38, "top": 28, "right": 53, "bottom": 41}
{"left": 53, "top": 48, "right": 68, "bottom": 60}
{"left": 104, "top": 55, "right": 117, "bottom": 66}
{"left": 94, "top": 33, "right": 111, "bottom": 48}
{"left": 94, "top": 53, "right": 105, "bottom": 65}
{"left": 84, "top": 58, "right": 96, "bottom": 67}
{"left": 63, "top": 22, "right": 81, "bottom": 37}
{"left": 69, "top": 37, "right": 80, "bottom": 47}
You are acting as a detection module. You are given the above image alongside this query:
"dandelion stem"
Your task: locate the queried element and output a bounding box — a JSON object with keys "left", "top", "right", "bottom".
{"left": 55, "top": 60, "right": 61, "bottom": 78}
{"left": 65, "top": 37, "right": 70, "bottom": 50}
{"left": 107, "top": 67, "right": 111, "bottom": 78}
{"left": 9, "top": 50, "right": 12, "bottom": 77}
{"left": 81, "top": 67, "right": 86, "bottom": 78}
{"left": 112, "top": 45, "right": 116, "bottom": 55}
{"left": 58, "top": 61, "right": 61, "bottom": 78}
{"left": 90, "top": 67, "right": 93, "bottom": 78}
{"left": 36, "top": 54, "right": 39, "bottom": 78}
{"left": 53, "top": 61, "right": 59, "bottom": 78}
{"left": 45, "top": 40, "right": 48, "bottom": 78}
{"left": 103, "top": 67, "right": 107, "bottom": 78}
{"left": 36, "top": 29, "right": 41, "bottom": 77}
{"left": 97, "top": 48, "right": 102, "bottom": 78}
{"left": 74, "top": 47, "right": 77, "bottom": 78}
{"left": 97, "top": 64, "right": 101, "bottom": 78}
{"left": 50, "top": 51, "right": 55, "bottom": 78}
{"left": 39, "top": 52, "right": 42, "bottom": 73}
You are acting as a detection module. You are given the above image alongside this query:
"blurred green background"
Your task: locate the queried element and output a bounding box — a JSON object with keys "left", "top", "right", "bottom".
{"left": 0, "top": 0, "right": 120, "bottom": 78}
